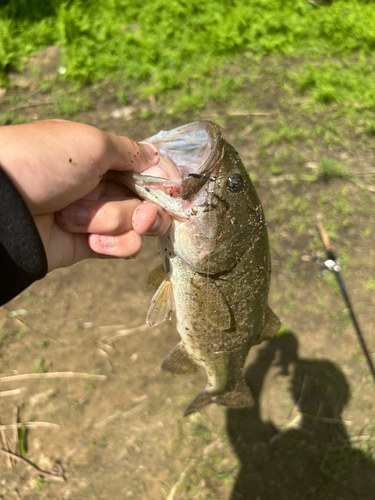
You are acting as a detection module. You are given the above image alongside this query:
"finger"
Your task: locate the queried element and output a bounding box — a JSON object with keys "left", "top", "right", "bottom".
{"left": 88, "top": 230, "right": 143, "bottom": 258}
{"left": 57, "top": 233, "right": 122, "bottom": 268}
{"left": 55, "top": 198, "right": 142, "bottom": 234}
{"left": 82, "top": 179, "right": 133, "bottom": 201}
{"left": 68, "top": 234, "right": 120, "bottom": 264}
{"left": 103, "top": 180, "right": 135, "bottom": 197}
{"left": 108, "top": 135, "right": 160, "bottom": 174}
{"left": 132, "top": 202, "right": 171, "bottom": 236}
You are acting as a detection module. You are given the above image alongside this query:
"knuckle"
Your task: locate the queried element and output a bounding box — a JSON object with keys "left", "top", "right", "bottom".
{"left": 97, "top": 202, "right": 130, "bottom": 233}
{"left": 109, "top": 203, "right": 125, "bottom": 231}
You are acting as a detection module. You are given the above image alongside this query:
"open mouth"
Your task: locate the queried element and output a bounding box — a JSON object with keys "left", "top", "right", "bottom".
{"left": 126, "top": 121, "right": 223, "bottom": 200}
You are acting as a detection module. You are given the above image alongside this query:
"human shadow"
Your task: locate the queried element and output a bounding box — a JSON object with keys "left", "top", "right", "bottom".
{"left": 227, "top": 332, "right": 375, "bottom": 500}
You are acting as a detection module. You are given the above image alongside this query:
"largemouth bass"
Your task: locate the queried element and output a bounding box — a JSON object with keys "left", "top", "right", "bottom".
{"left": 116, "top": 121, "right": 280, "bottom": 416}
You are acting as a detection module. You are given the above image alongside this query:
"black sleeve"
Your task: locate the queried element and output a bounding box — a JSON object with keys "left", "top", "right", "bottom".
{"left": 0, "top": 167, "right": 48, "bottom": 306}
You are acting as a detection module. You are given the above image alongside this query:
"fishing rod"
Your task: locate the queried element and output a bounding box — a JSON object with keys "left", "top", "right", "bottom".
{"left": 316, "top": 214, "right": 375, "bottom": 385}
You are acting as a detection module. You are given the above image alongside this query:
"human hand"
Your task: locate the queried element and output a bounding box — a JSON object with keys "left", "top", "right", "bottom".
{"left": 0, "top": 120, "right": 171, "bottom": 271}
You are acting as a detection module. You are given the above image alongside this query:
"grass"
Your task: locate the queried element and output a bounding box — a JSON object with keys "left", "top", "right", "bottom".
{"left": 33, "top": 358, "right": 51, "bottom": 373}
{"left": 318, "top": 156, "right": 350, "bottom": 181}
{"left": 168, "top": 412, "right": 238, "bottom": 499}
{"left": 2, "top": 1, "right": 375, "bottom": 115}
{"left": 33, "top": 476, "right": 48, "bottom": 493}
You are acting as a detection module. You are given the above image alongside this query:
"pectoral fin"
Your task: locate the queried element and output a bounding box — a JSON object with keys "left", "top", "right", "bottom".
{"left": 191, "top": 274, "right": 231, "bottom": 329}
{"left": 255, "top": 306, "right": 281, "bottom": 344}
{"left": 146, "top": 277, "right": 174, "bottom": 326}
{"left": 161, "top": 342, "right": 200, "bottom": 374}
{"left": 147, "top": 264, "right": 166, "bottom": 292}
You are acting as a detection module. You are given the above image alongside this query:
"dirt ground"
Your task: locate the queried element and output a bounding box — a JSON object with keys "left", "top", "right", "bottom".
{"left": 0, "top": 76, "right": 375, "bottom": 499}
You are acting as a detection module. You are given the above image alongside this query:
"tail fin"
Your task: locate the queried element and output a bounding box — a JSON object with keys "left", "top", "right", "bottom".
{"left": 183, "top": 377, "right": 253, "bottom": 416}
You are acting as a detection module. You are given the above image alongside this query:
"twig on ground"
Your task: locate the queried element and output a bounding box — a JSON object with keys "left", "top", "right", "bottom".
{"left": 97, "top": 348, "right": 115, "bottom": 374}
{"left": 167, "top": 459, "right": 196, "bottom": 500}
{"left": 13, "top": 406, "right": 19, "bottom": 458}
{"left": 3, "top": 306, "right": 62, "bottom": 344}
{"left": 9, "top": 316, "right": 30, "bottom": 332}
{"left": 350, "top": 435, "right": 375, "bottom": 442}
{"left": 94, "top": 410, "right": 123, "bottom": 429}
{"left": 103, "top": 323, "right": 152, "bottom": 343}
{"left": 348, "top": 178, "right": 375, "bottom": 192}
{"left": 0, "top": 448, "right": 65, "bottom": 482}
{"left": 94, "top": 397, "right": 148, "bottom": 429}
{"left": 287, "top": 374, "right": 307, "bottom": 421}
{"left": 142, "top": 481, "right": 150, "bottom": 500}
{"left": 351, "top": 170, "right": 375, "bottom": 177}
{"left": 203, "top": 438, "right": 222, "bottom": 460}
{"left": 0, "top": 422, "right": 60, "bottom": 431}
{"left": 98, "top": 324, "right": 127, "bottom": 333}
{"left": 268, "top": 413, "right": 313, "bottom": 444}
{"left": 289, "top": 421, "right": 314, "bottom": 437}
{"left": 257, "top": 171, "right": 375, "bottom": 186}
{"left": 227, "top": 110, "right": 274, "bottom": 116}
{"left": 62, "top": 437, "right": 94, "bottom": 465}
{"left": 0, "top": 389, "right": 23, "bottom": 397}
{"left": 239, "top": 124, "right": 253, "bottom": 136}
{"left": 300, "top": 412, "right": 352, "bottom": 425}
{"left": 0, "top": 420, "right": 12, "bottom": 468}
{"left": 258, "top": 174, "right": 316, "bottom": 184}
{"left": 98, "top": 342, "right": 114, "bottom": 354}
{"left": 8, "top": 100, "right": 52, "bottom": 112}
{"left": 0, "top": 372, "right": 107, "bottom": 383}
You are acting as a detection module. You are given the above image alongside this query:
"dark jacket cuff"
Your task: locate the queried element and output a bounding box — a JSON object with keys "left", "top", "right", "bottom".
{"left": 0, "top": 167, "right": 48, "bottom": 305}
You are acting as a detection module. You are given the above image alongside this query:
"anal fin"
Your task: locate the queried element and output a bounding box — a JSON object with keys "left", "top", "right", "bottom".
{"left": 161, "top": 343, "right": 200, "bottom": 375}
{"left": 255, "top": 306, "right": 281, "bottom": 345}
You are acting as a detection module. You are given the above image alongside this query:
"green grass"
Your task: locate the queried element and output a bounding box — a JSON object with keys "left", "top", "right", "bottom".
{"left": 2, "top": 0, "right": 375, "bottom": 113}
{"left": 33, "top": 358, "right": 51, "bottom": 373}
{"left": 318, "top": 157, "right": 350, "bottom": 181}
{"left": 33, "top": 476, "right": 48, "bottom": 493}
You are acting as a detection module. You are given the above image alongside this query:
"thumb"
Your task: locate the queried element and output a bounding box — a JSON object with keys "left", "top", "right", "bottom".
{"left": 105, "top": 133, "right": 160, "bottom": 174}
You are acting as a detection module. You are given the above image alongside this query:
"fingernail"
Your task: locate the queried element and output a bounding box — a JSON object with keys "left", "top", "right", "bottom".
{"left": 99, "top": 235, "right": 116, "bottom": 249}
{"left": 149, "top": 215, "right": 161, "bottom": 233}
{"left": 140, "top": 142, "right": 159, "bottom": 164}
{"left": 74, "top": 206, "right": 89, "bottom": 226}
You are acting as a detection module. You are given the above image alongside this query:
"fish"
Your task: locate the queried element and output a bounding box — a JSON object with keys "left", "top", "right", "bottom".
{"left": 115, "top": 121, "right": 280, "bottom": 416}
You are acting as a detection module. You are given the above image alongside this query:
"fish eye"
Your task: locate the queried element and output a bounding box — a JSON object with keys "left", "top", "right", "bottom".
{"left": 226, "top": 174, "right": 243, "bottom": 192}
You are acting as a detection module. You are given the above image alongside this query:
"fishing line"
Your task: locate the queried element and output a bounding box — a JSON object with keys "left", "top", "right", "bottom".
{"left": 204, "top": 178, "right": 213, "bottom": 408}
{"left": 203, "top": 174, "right": 218, "bottom": 408}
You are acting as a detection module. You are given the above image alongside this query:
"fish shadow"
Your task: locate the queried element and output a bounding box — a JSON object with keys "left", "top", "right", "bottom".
{"left": 226, "top": 331, "right": 375, "bottom": 500}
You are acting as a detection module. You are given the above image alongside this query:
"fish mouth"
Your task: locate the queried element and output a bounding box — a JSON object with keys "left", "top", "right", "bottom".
{"left": 115, "top": 121, "right": 223, "bottom": 202}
